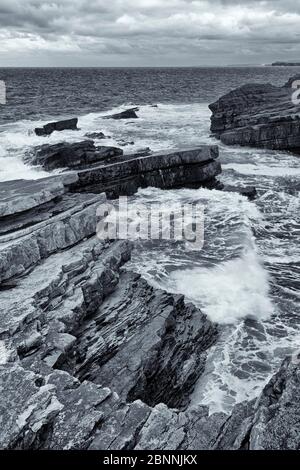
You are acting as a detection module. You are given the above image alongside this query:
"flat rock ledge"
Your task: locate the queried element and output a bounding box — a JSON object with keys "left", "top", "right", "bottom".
{"left": 209, "top": 75, "right": 300, "bottom": 152}
{"left": 70, "top": 146, "right": 221, "bottom": 197}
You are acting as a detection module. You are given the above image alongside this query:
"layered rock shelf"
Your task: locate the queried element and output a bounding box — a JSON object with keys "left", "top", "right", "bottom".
{"left": 1, "top": 175, "right": 298, "bottom": 450}
{"left": 70, "top": 146, "right": 221, "bottom": 197}
{"left": 0, "top": 142, "right": 298, "bottom": 450}
{"left": 209, "top": 75, "right": 300, "bottom": 152}
{"left": 0, "top": 175, "right": 218, "bottom": 449}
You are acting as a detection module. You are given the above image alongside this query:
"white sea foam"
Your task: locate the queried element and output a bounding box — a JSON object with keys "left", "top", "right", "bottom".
{"left": 0, "top": 341, "right": 10, "bottom": 365}
{"left": 0, "top": 156, "right": 52, "bottom": 181}
{"left": 168, "top": 249, "right": 273, "bottom": 324}
{"left": 125, "top": 183, "right": 293, "bottom": 414}
{"left": 126, "top": 185, "right": 268, "bottom": 325}
{"left": 222, "top": 162, "right": 300, "bottom": 177}
{"left": 191, "top": 301, "right": 300, "bottom": 414}
{"left": 0, "top": 103, "right": 214, "bottom": 181}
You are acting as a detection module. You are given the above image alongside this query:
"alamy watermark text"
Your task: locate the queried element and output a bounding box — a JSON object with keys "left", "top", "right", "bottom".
{"left": 96, "top": 196, "right": 205, "bottom": 251}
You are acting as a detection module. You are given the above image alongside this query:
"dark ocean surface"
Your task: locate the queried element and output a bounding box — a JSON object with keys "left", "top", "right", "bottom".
{"left": 1, "top": 66, "right": 300, "bottom": 124}
{"left": 0, "top": 66, "right": 299, "bottom": 413}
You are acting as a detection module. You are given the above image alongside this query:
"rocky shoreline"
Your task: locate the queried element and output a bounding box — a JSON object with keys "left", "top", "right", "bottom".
{"left": 0, "top": 98, "right": 299, "bottom": 450}
{"left": 2, "top": 172, "right": 298, "bottom": 450}
{"left": 0, "top": 144, "right": 222, "bottom": 449}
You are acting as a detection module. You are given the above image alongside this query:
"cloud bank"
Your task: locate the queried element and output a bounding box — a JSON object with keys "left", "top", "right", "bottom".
{"left": 0, "top": 0, "right": 299, "bottom": 66}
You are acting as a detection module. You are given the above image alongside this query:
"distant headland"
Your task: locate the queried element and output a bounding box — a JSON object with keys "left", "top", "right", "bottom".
{"left": 271, "top": 61, "right": 300, "bottom": 66}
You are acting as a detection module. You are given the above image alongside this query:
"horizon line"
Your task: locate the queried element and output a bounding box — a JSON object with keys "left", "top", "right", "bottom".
{"left": 0, "top": 64, "right": 270, "bottom": 69}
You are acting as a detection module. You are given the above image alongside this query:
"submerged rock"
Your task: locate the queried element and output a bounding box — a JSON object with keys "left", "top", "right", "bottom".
{"left": 117, "top": 139, "right": 135, "bottom": 146}
{"left": 103, "top": 108, "right": 139, "bottom": 120}
{"left": 85, "top": 132, "right": 107, "bottom": 139}
{"left": 34, "top": 118, "right": 78, "bottom": 136}
{"left": 209, "top": 76, "right": 300, "bottom": 153}
{"left": 222, "top": 185, "right": 257, "bottom": 200}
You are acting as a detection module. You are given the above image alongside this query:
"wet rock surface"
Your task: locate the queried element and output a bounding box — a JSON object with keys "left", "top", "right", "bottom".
{"left": 103, "top": 108, "right": 139, "bottom": 120}
{"left": 221, "top": 185, "right": 257, "bottom": 200}
{"left": 84, "top": 132, "right": 107, "bottom": 139}
{"left": 209, "top": 75, "right": 300, "bottom": 152}
{"left": 70, "top": 146, "right": 221, "bottom": 197}
{"left": 0, "top": 175, "right": 219, "bottom": 449}
{"left": 34, "top": 118, "right": 78, "bottom": 136}
{"left": 67, "top": 271, "right": 218, "bottom": 410}
{"left": 27, "top": 141, "right": 123, "bottom": 170}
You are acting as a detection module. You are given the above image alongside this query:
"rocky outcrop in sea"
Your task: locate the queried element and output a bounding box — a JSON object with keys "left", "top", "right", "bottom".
{"left": 27, "top": 141, "right": 123, "bottom": 170}
{"left": 103, "top": 108, "right": 139, "bottom": 120}
{"left": 35, "top": 118, "right": 79, "bottom": 136}
{"left": 209, "top": 75, "right": 300, "bottom": 152}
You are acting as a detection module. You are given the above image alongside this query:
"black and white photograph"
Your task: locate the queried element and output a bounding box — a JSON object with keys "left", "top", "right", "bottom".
{"left": 0, "top": 0, "right": 299, "bottom": 462}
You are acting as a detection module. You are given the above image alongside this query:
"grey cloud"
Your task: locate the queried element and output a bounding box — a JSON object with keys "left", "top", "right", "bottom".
{"left": 0, "top": 0, "right": 299, "bottom": 66}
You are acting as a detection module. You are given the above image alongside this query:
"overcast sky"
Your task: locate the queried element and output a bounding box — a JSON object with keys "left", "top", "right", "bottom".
{"left": 0, "top": 0, "right": 299, "bottom": 66}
